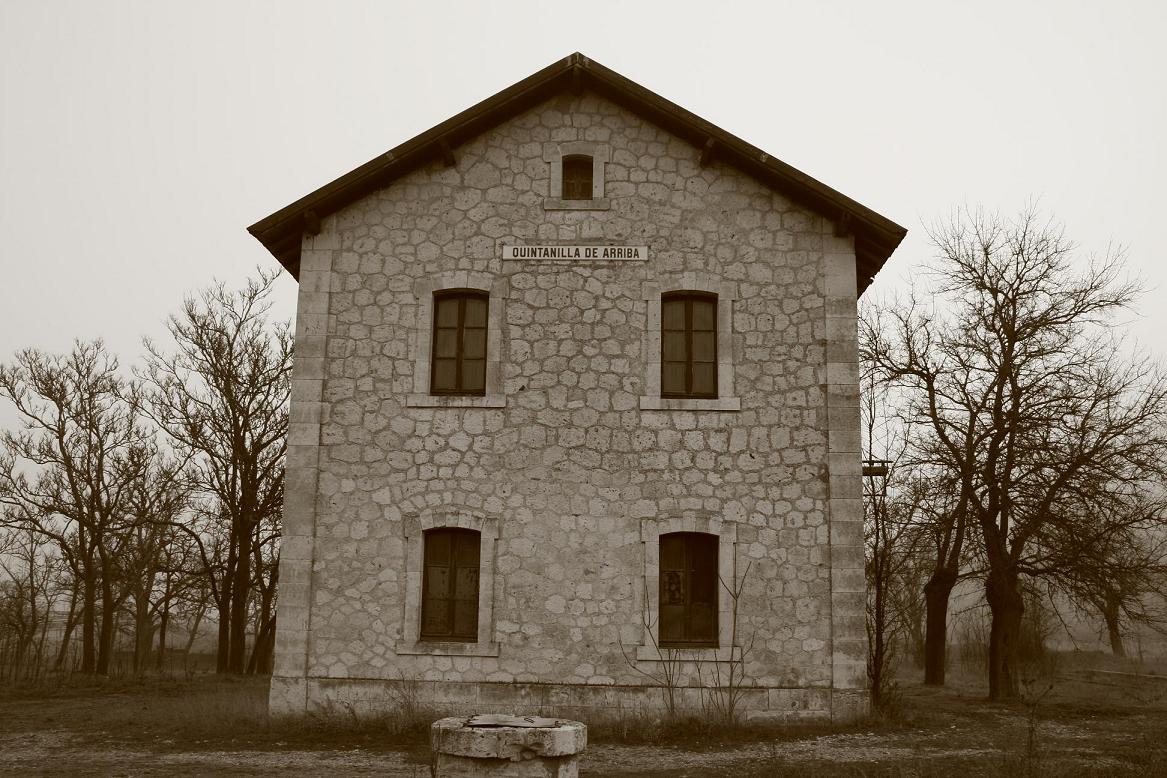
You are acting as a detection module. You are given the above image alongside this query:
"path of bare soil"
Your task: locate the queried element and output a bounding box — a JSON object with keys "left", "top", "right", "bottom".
{"left": 1, "top": 671, "right": 1165, "bottom": 777}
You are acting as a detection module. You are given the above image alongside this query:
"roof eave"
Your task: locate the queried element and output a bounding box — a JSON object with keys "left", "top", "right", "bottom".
{"left": 248, "top": 52, "right": 905, "bottom": 294}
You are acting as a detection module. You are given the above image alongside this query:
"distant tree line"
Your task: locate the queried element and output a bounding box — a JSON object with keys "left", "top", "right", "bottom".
{"left": 0, "top": 271, "right": 289, "bottom": 679}
{"left": 861, "top": 206, "right": 1167, "bottom": 705}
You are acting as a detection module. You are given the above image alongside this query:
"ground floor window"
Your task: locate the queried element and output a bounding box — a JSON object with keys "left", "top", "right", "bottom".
{"left": 659, "top": 532, "right": 718, "bottom": 647}
{"left": 421, "top": 528, "right": 480, "bottom": 641}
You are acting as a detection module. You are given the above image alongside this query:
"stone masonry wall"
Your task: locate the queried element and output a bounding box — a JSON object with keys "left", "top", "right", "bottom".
{"left": 270, "top": 92, "right": 865, "bottom": 720}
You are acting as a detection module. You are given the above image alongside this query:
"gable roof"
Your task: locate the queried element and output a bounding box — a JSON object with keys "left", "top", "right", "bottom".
{"left": 248, "top": 53, "right": 906, "bottom": 295}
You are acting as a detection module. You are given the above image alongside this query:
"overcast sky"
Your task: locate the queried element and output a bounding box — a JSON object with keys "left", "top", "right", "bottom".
{"left": 2, "top": 0, "right": 1164, "bottom": 397}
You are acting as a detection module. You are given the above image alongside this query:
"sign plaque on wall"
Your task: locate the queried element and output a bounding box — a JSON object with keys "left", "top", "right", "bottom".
{"left": 502, "top": 244, "right": 649, "bottom": 262}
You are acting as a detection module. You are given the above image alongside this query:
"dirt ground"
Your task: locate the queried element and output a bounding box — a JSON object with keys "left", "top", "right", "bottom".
{"left": 1, "top": 667, "right": 1165, "bottom": 777}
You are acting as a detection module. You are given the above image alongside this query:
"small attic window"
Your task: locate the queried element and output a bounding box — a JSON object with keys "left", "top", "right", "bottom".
{"left": 544, "top": 142, "right": 610, "bottom": 211}
{"left": 562, "top": 155, "right": 593, "bottom": 200}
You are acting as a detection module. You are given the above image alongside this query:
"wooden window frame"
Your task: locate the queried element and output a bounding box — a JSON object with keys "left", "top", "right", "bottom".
{"left": 561, "top": 154, "right": 594, "bottom": 200}
{"left": 660, "top": 292, "right": 718, "bottom": 399}
{"left": 658, "top": 532, "right": 719, "bottom": 648}
{"left": 544, "top": 143, "right": 610, "bottom": 211}
{"left": 430, "top": 290, "right": 488, "bottom": 397}
{"left": 420, "top": 527, "right": 481, "bottom": 642}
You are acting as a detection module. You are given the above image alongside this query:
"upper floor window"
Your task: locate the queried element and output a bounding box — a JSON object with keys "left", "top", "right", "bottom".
{"left": 431, "top": 290, "right": 488, "bottom": 396}
{"left": 659, "top": 532, "right": 718, "bottom": 647}
{"left": 421, "top": 527, "right": 481, "bottom": 641}
{"left": 544, "top": 143, "right": 609, "bottom": 211}
{"left": 561, "top": 154, "right": 593, "bottom": 200}
{"left": 661, "top": 292, "right": 718, "bottom": 399}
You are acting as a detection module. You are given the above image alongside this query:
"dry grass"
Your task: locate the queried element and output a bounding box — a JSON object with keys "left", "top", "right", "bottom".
{"left": 0, "top": 673, "right": 435, "bottom": 751}
{"left": 586, "top": 708, "right": 899, "bottom": 748}
{"left": 0, "top": 652, "right": 1164, "bottom": 776}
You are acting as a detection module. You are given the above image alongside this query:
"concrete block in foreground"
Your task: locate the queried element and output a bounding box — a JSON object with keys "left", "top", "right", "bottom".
{"left": 430, "top": 715, "right": 587, "bottom": 777}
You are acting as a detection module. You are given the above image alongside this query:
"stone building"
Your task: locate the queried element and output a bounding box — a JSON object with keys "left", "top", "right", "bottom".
{"left": 249, "top": 53, "right": 906, "bottom": 721}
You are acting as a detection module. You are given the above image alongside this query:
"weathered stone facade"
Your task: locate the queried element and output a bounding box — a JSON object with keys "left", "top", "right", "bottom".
{"left": 263, "top": 69, "right": 895, "bottom": 722}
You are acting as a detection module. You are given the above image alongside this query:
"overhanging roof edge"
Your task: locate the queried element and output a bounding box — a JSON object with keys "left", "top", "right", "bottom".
{"left": 248, "top": 52, "right": 906, "bottom": 290}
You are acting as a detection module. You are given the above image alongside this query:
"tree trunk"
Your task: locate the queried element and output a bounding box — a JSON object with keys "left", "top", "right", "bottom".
{"left": 247, "top": 585, "right": 276, "bottom": 675}
{"left": 9, "top": 614, "right": 29, "bottom": 680}
{"left": 216, "top": 599, "right": 231, "bottom": 673}
{"left": 35, "top": 592, "right": 54, "bottom": 673}
{"left": 985, "top": 568, "right": 1024, "bottom": 701}
{"left": 80, "top": 556, "right": 97, "bottom": 674}
{"left": 96, "top": 566, "right": 116, "bottom": 675}
{"left": 184, "top": 601, "right": 206, "bottom": 657}
{"left": 53, "top": 585, "right": 80, "bottom": 671}
{"left": 246, "top": 623, "right": 263, "bottom": 675}
{"left": 1103, "top": 601, "right": 1125, "bottom": 657}
{"left": 256, "top": 562, "right": 278, "bottom": 675}
{"left": 156, "top": 590, "right": 170, "bottom": 672}
{"left": 27, "top": 564, "right": 42, "bottom": 676}
{"left": 228, "top": 523, "right": 252, "bottom": 674}
{"left": 133, "top": 588, "right": 153, "bottom": 674}
{"left": 256, "top": 614, "right": 275, "bottom": 675}
{"left": 216, "top": 531, "right": 238, "bottom": 673}
{"left": 905, "top": 601, "right": 926, "bottom": 670}
{"left": 922, "top": 566, "right": 957, "bottom": 686}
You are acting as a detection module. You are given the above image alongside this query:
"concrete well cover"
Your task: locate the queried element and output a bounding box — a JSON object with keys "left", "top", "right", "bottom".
{"left": 432, "top": 716, "right": 587, "bottom": 761}
{"left": 465, "top": 714, "right": 562, "bottom": 728}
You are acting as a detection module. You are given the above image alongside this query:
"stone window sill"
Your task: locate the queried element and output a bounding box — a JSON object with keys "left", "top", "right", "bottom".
{"left": 396, "top": 641, "right": 500, "bottom": 658}
{"left": 406, "top": 394, "right": 506, "bottom": 409}
{"left": 543, "top": 198, "right": 611, "bottom": 211}
{"left": 634, "top": 645, "right": 741, "bottom": 663}
{"left": 639, "top": 396, "right": 741, "bottom": 412}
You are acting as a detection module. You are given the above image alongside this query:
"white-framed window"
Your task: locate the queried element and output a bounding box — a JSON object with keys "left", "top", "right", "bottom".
{"left": 397, "top": 508, "right": 500, "bottom": 657}
{"left": 544, "top": 141, "right": 610, "bottom": 211}
{"left": 636, "top": 512, "right": 740, "bottom": 663}
{"left": 408, "top": 271, "right": 507, "bottom": 408}
{"left": 641, "top": 274, "right": 741, "bottom": 411}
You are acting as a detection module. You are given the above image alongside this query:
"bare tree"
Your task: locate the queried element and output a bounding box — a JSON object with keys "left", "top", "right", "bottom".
{"left": 863, "top": 308, "right": 975, "bottom": 687}
{"left": 862, "top": 366, "right": 908, "bottom": 706}
{"left": 1049, "top": 501, "right": 1167, "bottom": 657}
{"left": 151, "top": 523, "right": 208, "bottom": 670}
{"left": 890, "top": 535, "right": 931, "bottom": 670}
{"left": 246, "top": 512, "right": 280, "bottom": 674}
{"left": 49, "top": 556, "right": 81, "bottom": 672}
{"left": 865, "top": 207, "right": 1167, "bottom": 699}
{"left": 861, "top": 367, "right": 939, "bottom": 704}
{"left": 116, "top": 457, "right": 189, "bottom": 673}
{"left": 0, "top": 341, "right": 156, "bottom": 674}
{"left": 0, "top": 523, "right": 64, "bottom": 680}
{"left": 863, "top": 316, "right": 974, "bottom": 687}
{"left": 142, "top": 271, "right": 291, "bottom": 674}
{"left": 170, "top": 543, "right": 215, "bottom": 666}
{"left": 913, "top": 472, "right": 971, "bottom": 685}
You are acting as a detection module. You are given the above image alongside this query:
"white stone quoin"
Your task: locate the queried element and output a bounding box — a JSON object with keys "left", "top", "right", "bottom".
{"left": 251, "top": 52, "right": 905, "bottom": 723}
